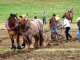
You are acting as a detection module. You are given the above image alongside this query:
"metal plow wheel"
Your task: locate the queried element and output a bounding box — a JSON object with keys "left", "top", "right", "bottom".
{"left": 51, "top": 32, "right": 64, "bottom": 40}
{"left": 57, "top": 34, "right": 65, "bottom": 40}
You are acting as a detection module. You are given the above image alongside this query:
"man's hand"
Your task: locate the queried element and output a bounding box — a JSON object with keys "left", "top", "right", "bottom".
{"left": 61, "top": 26, "right": 64, "bottom": 29}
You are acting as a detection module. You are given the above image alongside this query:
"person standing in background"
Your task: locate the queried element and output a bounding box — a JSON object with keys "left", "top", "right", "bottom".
{"left": 42, "top": 11, "right": 46, "bottom": 25}
{"left": 77, "top": 17, "right": 80, "bottom": 41}
{"left": 34, "top": 13, "right": 37, "bottom": 20}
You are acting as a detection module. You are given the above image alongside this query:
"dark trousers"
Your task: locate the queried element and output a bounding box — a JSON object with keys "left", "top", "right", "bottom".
{"left": 65, "top": 27, "right": 71, "bottom": 40}
{"left": 42, "top": 17, "right": 46, "bottom": 24}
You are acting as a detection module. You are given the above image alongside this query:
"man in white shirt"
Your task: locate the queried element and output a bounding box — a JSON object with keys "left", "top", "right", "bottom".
{"left": 62, "top": 16, "right": 72, "bottom": 40}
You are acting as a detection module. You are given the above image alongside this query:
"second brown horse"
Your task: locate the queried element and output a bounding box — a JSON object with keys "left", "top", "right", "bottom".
{"left": 62, "top": 8, "right": 73, "bottom": 23}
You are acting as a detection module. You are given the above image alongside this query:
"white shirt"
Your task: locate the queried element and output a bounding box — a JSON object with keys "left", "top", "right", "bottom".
{"left": 64, "top": 18, "right": 70, "bottom": 27}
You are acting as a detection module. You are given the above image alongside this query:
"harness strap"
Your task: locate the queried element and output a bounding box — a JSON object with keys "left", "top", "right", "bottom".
{"left": 33, "top": 20, "right": 39, "bottom": 31}
{"left": 22, "top": 20, "right": 39, "bottom": 33}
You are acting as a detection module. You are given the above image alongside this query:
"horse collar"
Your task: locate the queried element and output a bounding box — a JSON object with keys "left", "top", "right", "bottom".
{"left": 5, "top": 20, "right": 16, "bottom": 30}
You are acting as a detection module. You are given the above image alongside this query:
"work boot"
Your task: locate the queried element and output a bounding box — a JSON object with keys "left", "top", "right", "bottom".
{"left": 70, "top": 36, "right": 72, "bottom": 38}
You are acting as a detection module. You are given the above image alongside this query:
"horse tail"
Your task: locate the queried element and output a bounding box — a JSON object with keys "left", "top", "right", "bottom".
{"left": 34, "top": 19, "right": 44, "bottom": 46}
{"left": 39, "top": 30, "right": 44, "bottom": 46}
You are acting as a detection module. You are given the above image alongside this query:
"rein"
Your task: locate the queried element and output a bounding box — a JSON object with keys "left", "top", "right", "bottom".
{"left": 33, "top": 20, "right": 39, "bottom": 30}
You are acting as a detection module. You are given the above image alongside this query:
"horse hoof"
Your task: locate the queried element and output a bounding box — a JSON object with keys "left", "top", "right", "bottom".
{"left": 24, "top": 45, "right": 29, "bottom": 50}
{"left": 17, "top": 46, "right": 21, "bottom": 50}
{"left": 42, "top": 42, "right": 46, "bottom": 47}
{"left": 21, "top": 45, "right": 25, "bottom": 49}
{"left": 11, "top": 45, "right": 16, "bottom": 50}
{"left": 21, "top": 42, "right": 25, "bottom": 47}
{"left": 11, "top": 47, "right": 16, "bottom": 50}
{"left": 35, "top": 46, "right": 39, "bottom": 49}
{"left": 30, "top": 44, "right": 34, "bottom": 49}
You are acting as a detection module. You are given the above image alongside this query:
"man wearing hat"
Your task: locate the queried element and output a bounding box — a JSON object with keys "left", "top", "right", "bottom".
{"left": 55, "top": 15, "right": 62, "bottom": 28}
{"left": 62, "top": 16, "right": 72, "bottom": 40}
{"left": 77, "top": 17, "right": 80, "bottom": 41}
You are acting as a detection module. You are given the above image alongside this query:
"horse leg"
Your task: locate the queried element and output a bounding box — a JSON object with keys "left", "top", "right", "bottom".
{"left": 21, "top": 38, "right": 25, "bottom": 47}
{"left": 40, "top": 33, "right": 46, "bottom": 47}
{"left": 22, "top": 36, "right": 29, "bottom": 50}
{"left": 16, "top": 34, "right": 21, "bottom": 49}
{"left": 11, "top": 38, "right": 16, "bottom": 49}
{"left": 8, "top": 33, "right": 16, "bottom": 49}
{"left": 34, "top": 35, "right": 39, "bottom": 48}
{"left": 28, "top": 36, "right": 34, "bottom": 49}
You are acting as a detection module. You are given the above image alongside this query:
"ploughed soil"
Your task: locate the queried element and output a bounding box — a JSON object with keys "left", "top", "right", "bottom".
{"left": 0, "top": 23, "right": 80, "bottom": 60}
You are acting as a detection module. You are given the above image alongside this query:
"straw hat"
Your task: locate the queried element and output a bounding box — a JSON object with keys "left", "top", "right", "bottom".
{"left": 55, "top": 15, "right": 60, "bottom": 20}
{"left": 77, "top": 17, "right": 80, "bottom": 21}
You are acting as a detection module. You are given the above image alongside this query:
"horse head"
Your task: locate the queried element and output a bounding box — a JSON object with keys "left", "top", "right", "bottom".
{"left": 7, "top": 13, "right": 19, "bottom": 30}
{"left": 19, "top": 14, "right": 30, "bottom": 31}
{"left": 68, "top": 8, "right": 73, "bottom": 13}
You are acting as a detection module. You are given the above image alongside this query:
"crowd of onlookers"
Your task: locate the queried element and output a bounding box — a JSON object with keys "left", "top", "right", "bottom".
{"left": 33, "top": 11, "right": 46, "bottom": 25}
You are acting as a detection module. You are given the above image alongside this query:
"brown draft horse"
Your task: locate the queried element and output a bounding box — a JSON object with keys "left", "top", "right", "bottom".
{"left": 62, "top": 8, "right": 73, "bottom": 23}
{"left": 5, "top": 14, "right": 21, "bottom": 49}
{"left": 19, "top": 14, "right": 46, "bottom": 49}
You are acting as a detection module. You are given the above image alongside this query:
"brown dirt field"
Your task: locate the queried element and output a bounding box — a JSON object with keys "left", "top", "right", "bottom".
{"left": 0, "top": 23, "right": 80, "bottom": 60}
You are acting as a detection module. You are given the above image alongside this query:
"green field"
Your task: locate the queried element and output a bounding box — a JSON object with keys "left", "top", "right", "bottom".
{"left": 0, "top": 0, "right": 80, "bottom": 23}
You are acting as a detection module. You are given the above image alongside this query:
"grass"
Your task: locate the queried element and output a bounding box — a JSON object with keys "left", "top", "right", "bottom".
{"left": 0, "top": 0, "right": 80, "bottom": 23}
{"left": 35, "top": 48, "right": 80, "bottom": 51}
{"left": 0, "top": 48, "right": 3, "bottom": 51}
{"left": 0, "top": 47, "right": 11, "bottom": 53}
{"left": 0, "top": 47, "right": 80, "bottom": 52}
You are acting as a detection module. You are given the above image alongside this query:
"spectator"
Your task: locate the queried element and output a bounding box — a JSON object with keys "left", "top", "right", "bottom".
{"left": 62, "top": 16, "right": 72, "bottom": 40}
{"left": 42, "top": 11, "right": 46, "bottom": 24}
{"left": 34, "top": 13, "right": 37, "bottom": 19}
{"left": 77, "top": 17, "right": 80, "bottom": 41}
{"left": 49, "top": 14, "right": 57, "bottom": 39}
